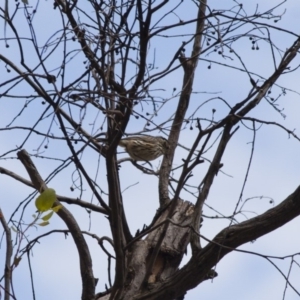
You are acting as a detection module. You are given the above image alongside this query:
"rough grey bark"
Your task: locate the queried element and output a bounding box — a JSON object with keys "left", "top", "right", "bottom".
{"left": 132, "top": 185, "right": 300, "bottom": 300}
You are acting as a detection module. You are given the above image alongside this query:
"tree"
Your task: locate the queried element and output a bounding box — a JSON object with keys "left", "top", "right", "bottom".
{"left": 1, "top": 0, "right": 300, "bottom": 299}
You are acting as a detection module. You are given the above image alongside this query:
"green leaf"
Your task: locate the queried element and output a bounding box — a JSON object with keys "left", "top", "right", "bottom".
{"left": 52, "top": 205, "right": 62, "bottom": 213}
{"left": 42, "top": 211, "right": 54, "bottom": 221}
{"left": 35, "top": 188, "right": 56, "bottom": 212}
{"left": 11, "top": 226, "right": 18, "bottom": 232}
{"left": 38, "top": 221, "right": 50, "bottom": 226}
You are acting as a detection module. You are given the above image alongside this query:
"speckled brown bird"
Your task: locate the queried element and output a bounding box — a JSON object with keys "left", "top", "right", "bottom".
{"left": 119, "top": 135, "right": 169, "bottom": 161}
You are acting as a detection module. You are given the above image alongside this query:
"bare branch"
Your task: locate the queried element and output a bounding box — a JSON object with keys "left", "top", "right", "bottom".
{"left": 17, "top": 149, "right": 95, "bottom": 300}
{"left": 0, "top": 209, "right": 13, "bottom": 300}
{"left": 159, "top": 0, "right": 208, "bottom": 206}
{"left": 0, "top": 166, "right": 108, "bottom": 214}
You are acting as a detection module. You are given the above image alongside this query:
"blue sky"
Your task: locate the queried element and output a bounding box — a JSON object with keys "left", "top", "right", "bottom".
{"left": 1, "top": 1, "right": 300, "bottom": 299}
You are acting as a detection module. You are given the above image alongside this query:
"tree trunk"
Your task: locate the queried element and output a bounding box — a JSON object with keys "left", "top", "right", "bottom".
{"left": 98, "top": 200, "right": 195, "bottom": 300}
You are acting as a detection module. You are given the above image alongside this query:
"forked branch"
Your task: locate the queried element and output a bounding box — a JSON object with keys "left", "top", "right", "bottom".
{"left": 159, "top": 0, "right": 208, "bottom": 206}
{"left": 135, "top": 185, "right": 300, "bottom": 300}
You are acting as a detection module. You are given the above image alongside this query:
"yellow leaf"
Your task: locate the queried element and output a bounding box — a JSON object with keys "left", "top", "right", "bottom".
{"left": 38, "top": 221, "right": 50, "bottom": 226}
{"left": 35, "top": 188, "right": 56, "bottom": 212}
{"left": 42, "top": 211, "right": 54, "bottom": 221}
{"left": 52, "top": 205, "right": 62, "bottom": 213}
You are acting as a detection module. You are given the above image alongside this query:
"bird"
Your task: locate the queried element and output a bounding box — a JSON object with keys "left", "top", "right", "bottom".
{"left": 118, "top": 135, "right": 169, "bottom": 161}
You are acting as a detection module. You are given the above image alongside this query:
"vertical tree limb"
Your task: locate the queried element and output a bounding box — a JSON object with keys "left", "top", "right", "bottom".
{"left": 159, "top": 0, "right": 207, "bottom": 206}
{"left": 147, "top": 0, "right": 208, "bottom": 289}
{"left": 106, "top": 154, "right": 127, "bottom": 298}
{"left": 0, "top": 209, "right": 13, "bottom": 300}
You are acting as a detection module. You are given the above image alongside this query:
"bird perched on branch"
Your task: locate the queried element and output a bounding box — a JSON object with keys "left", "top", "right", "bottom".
{"left": 119, "top": 135, "right": 169, "bottom": 161}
